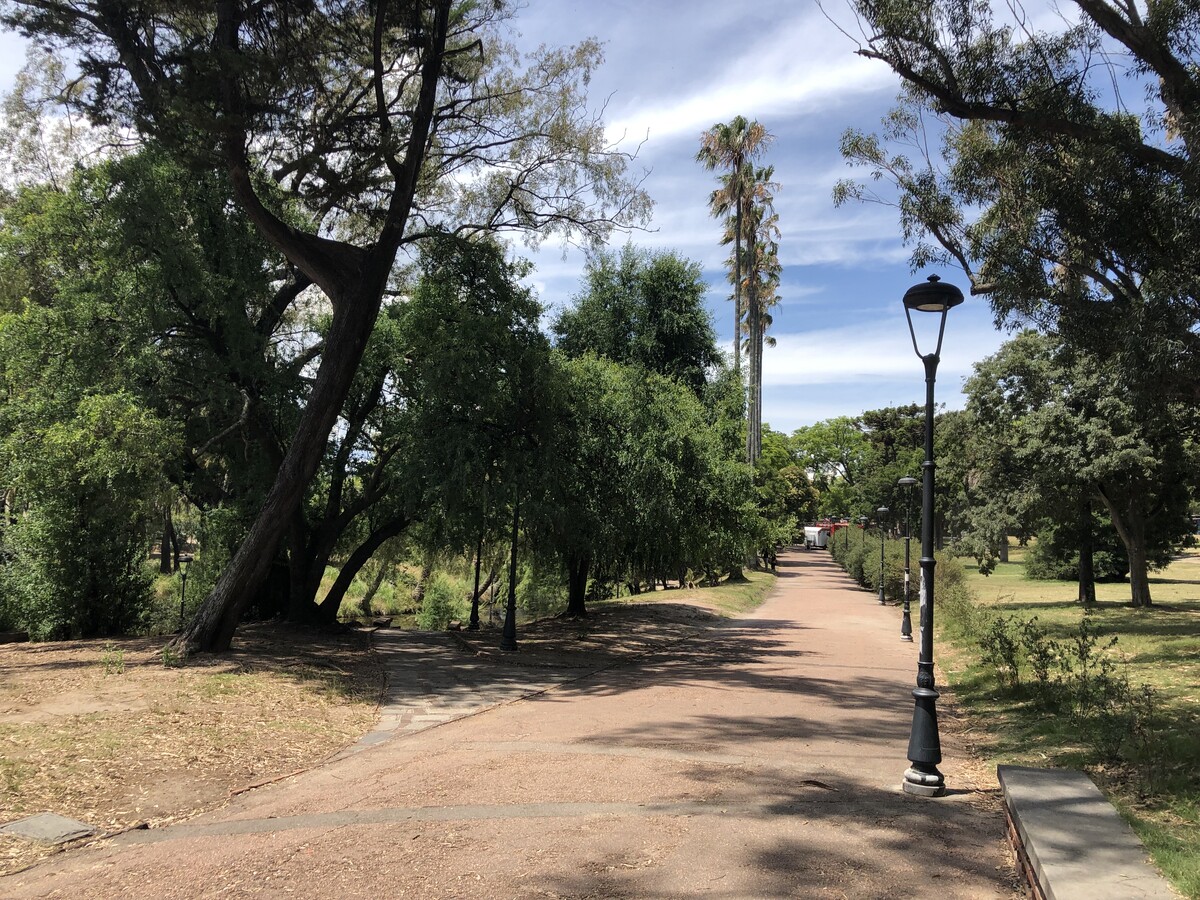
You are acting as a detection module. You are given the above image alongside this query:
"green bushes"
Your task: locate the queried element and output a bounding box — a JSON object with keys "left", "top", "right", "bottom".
{"left": 974, "top": 611, "right": 1158, "bottom": 760}
{"left": 416, "top": 573, "right": 466, "bottom": 630}
{"left": 830, "top": 530, "right": 917, "bottom": 604}
{"left": 831, "top": 536, "right": 1157, "bottom": 764}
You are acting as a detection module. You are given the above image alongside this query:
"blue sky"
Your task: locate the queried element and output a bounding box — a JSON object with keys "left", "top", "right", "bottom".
{"left": 510, "top": 0, "right": 1012, "bottom": 432}
{"left": 0, "top": 3, "right": 1014, "bottom": 433}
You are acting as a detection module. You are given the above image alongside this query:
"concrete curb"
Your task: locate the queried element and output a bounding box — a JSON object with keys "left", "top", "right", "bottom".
{"left": 998, "top": 765, "right": 1177, "bottom": 899}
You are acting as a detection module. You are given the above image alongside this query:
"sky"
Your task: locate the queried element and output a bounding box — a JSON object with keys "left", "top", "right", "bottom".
{"left": 0, "top": 3, "right": 1015, "bottom": 433}
{"left": 507, "top": 0, "right": 1012, "bottom": 431}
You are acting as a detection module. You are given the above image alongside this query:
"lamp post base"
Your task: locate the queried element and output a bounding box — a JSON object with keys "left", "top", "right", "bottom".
{"left": 902, "top": 765, "right": 946, "bottom": 797}
{"left": 900, "top": 606, "right": 913, "bottom": 641}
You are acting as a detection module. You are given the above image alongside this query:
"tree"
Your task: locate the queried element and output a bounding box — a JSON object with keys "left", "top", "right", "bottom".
{"left": 552, "top": 245, "right": 719, "bottom": 395}
{"left": 697, "top": 116, "right": 773, "bottom": 379}
{"left": 963, "top": 331, "right": 1197, "bottom": 606}
{"left": 1, "top": 1, "right": 650, "bottom": 651}
{"left": 791, "top": 416, "right": 870, "bottom": 515}
{"left": 0, "top": 177, "right": 178, "bottom": 636}
{"left": 724, "top": 168, "right": 782, "bottom": 464}
{"left": 836, "top": 0, "right": 1200, "bottom": 400}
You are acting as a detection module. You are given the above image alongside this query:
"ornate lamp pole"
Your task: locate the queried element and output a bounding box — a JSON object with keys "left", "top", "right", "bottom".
{"left": 897, "top": 476, "right": 918, "bottom": 641}
{"left": 876, "top": 506, "right": 889, "bottom": 604}
{"left": 900, "top": 275, "right": 963, "bottom": 798}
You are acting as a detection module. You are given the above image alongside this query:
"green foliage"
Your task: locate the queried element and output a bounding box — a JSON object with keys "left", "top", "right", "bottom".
{"left": 552, "top": 244, "right": 719, "bottom": 396}
{"left": 100, "top": 642, "right": 125, "bottom": 676}
{"left": 973, "top": 611, "right": 1159, "bottom": 762}
{"left": 416, "top": 573, "right": 466, "bottom": 631}
{"left": 517, "top": 559, "right": 567, "bottom": 618}
{"left": 961, "top": 331, "right": 1198, "bottom": 605}
{"left": 1025, "top": 525, "right": 1129, "bottom": 583}
{"left": 0, "top": 388, "right": 173, "bottom": 638}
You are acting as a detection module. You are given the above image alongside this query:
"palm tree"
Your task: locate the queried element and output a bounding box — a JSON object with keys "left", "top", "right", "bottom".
{"left": 720, "top": 164, "right": 780, "bottom": 464}
{"left": 697, "top": 117, "right": 773, "bottom": 379}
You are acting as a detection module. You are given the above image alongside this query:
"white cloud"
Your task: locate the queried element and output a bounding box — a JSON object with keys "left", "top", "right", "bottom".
{"left": 602, "top": 15, "right": 895, "bottom": 148}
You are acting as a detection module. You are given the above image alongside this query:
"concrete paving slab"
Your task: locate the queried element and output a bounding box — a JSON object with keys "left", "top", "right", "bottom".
{"left": 998, "top": 765, "right": 1177, "bottom": 900}
{"left": 0, "top": 813, "right": 95, "bottom": 844}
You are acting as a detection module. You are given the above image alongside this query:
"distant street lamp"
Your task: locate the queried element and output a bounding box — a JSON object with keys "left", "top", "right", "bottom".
{"left": 500, "top": 501, "right": 520, "bottom": 652}
{"left": 178, "top": 556, "right": 192, "bottom": 632}
{"left": 900, "top": 274, "right": 963, "bottom": 798}
{"left": 858, "top": 515, "right": 869, "bottom": 547}
{"left": 897, "top": 476, "right": 918, "bottom": 642}
{"left": 876, "top": 506, "right": 889, "bottom": 604}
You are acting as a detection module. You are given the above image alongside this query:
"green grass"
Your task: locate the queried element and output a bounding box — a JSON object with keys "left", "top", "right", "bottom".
{"left": 676, "top": 568, "right": 777, "bottom": 616}
{"left": 945, "top": 545, "right": 1200, "bottom": 898}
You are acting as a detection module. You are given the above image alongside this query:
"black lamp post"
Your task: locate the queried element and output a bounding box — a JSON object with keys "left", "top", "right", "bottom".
{"left": 901, "top": 274, "right": 963, "bottom": 798}
{"left": 876, "top": 506, "right": 889, "bottom": 604}
{"left": 178, "top": 557, "right": 192, "bottom": 632}
{"left": 858, "top": 515, "right": 868, "bottom": 546}
{"left": 500, "top": 500, "right": 520, "bottom": 652}
{"left": 897, "top": 476, "right": 918, "bottom": 642}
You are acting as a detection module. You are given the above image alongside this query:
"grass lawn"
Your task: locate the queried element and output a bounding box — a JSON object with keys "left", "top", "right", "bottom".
{"left": 943, "top": 545, "right": 1200, "bottom": 898}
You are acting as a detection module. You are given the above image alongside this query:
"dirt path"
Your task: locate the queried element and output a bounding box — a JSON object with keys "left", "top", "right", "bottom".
{"left": 2, "top": 551, "right": 1020, "bottom": 899}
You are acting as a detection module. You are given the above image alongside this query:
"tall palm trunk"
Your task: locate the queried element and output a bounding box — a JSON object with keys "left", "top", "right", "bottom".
{"left": 733, "top": 202, "right": 743, "bottom": 377}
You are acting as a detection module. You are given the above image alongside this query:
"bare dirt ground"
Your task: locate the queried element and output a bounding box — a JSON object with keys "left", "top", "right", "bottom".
{"left": 0, "top": 623, "right": 384, "bottom": 875}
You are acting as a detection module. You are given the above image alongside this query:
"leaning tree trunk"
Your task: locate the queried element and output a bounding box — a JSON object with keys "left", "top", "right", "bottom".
{"left": 358, "top": 560, "right": 389, "bottom": 617}
{"left": 317, "top": 517, "right": 410, "bottom": 623}
{"left": 170, "top": 2, "right": 449, "bottom": 653}
{"left": 175, "top": 284, "right": 390, "bottom": 652}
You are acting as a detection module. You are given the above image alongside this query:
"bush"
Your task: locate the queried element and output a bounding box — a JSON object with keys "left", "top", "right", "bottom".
{"left": 416, "top": 572, "right": 466, "bottom": 630}
{"left": 972, "top": 611, "right": 1157, "bottom": 761}
{"left": 1024, "top": 521, "right": 1130, "bottom": 582}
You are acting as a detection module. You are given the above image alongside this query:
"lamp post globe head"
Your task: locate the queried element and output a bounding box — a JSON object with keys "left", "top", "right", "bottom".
{"left": 902, "top": 275, "right": 965, "bottom": 313}
{"left": 858, "top": 516, "right": 869, "bottom": 527}
{"left": 877, "top": 506, "right": 889, "bottom": 518}
{"left": 903, "top": 275, "right": 964, "bottom": 360}
{"left": 897, "top": 476, "right": 918, "bottom": 489}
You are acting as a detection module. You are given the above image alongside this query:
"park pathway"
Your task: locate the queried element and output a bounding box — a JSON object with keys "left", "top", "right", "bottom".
{"left": 3, "top": 550, "right": 1018, "bottom": 899}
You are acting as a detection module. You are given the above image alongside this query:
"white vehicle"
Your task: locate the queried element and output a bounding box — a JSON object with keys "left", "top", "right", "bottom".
{"left": 803, "top": 525, "right": 830, "bottom": 550}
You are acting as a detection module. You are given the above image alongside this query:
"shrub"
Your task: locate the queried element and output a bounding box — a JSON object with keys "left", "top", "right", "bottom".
{"left": 416, "top": 573, "right": 465, "bottom": 630}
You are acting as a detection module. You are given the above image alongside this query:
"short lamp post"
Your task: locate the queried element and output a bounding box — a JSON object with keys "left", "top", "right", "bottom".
{"left": 876, "top": 506, "right": 889, "bottom": 604}
{"left": 858, "top": 515, "right": 869, "bottom": 546}
{"left": 897, "top": 476, "right": 918, "bottom": 641}
{"left": 901, "top": 274, "right": 963, "bottom": 798}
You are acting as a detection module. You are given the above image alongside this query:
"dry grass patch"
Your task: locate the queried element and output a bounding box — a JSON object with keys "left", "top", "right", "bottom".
{"left": 0, "top": 623, "right": 384, "bottom": 875}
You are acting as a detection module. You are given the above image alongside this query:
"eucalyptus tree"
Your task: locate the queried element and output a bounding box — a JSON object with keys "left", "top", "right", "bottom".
{"left": 697, "top": 116, "right": 773, "bottom": 377}
{"left": 835, "top": 0, "right": 1200, "bottom": 399}
{"left": 0, "top": 0, "right": 651, "bottom": 651}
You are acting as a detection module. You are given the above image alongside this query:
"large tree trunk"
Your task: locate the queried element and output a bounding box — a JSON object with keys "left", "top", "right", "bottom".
{"left": 171, "top": 3, "right": 450, "bottom": 654}
{"left": 565, "top": 552, "right": 590, "bottom": 618}
{"left": 1097, "top": 489, "right": 1153, "bottom": 608}
{"left": 1077, "top": 495, "right": 1096, "bottom": 606}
